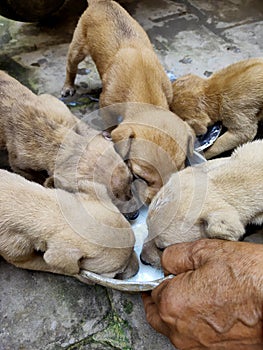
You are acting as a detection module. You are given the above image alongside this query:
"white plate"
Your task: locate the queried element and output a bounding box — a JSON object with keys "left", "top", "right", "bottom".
{"left": 195, "top": 123, "right": 222, "bottom": 152}
{"left": 78, "top": 145, "right": 209, "bottom": 291}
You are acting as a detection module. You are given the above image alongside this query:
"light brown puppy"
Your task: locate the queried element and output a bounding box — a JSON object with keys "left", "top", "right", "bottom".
{"left": 0, "top": 170, "right": 138, "bottom": 279}
{"left": 0, "top": 70, "right": 137, "bottom": 216}
{"left": 141, "top": 140, "right": 263, "bottom": 267}
{"left": 110, "top": 103, "right": 195, "bottom": 204}
{"left": 170, "top": 58, "right": 263, "bottom": 159}
{"left": 61, "top": 0, "right": 195, "bottom": 203}
{"left": 61, "top": 0, "right": 172, "bottom": 111}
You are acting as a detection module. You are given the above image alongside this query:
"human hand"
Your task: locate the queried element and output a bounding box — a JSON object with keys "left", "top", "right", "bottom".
{"left": 143, "top": 239, "right": 263, "bottom": 350}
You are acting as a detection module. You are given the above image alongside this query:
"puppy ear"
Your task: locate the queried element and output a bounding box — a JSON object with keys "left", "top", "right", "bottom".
{"left": 111, "top": 125, "right": 135, "bottom": 159}
{"left": 44, "top": 175, "right": 73, "bottom": 191}
{"left": 44, "top": 176, "right": 55, "bottom": 188}
{"left": 44, "top": 247, "right": 83, "bottom": 275}
{"left": 203, "top": 209, "right": 245, "bottom": 241}
{"left": 46, "top": 174, "right": 75, "bottom": 192}
{"left": 188, "top": 117, "right": 208, "bottom": 136}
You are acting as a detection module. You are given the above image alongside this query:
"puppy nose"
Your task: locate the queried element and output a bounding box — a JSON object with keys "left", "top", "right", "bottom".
{"left": 124, "top": 209, "right": 140, "bottom": 221}
{"left": 140, "top": 254, "right": 151, "bottom": 265}
{"left": 116, "top": 251, "right": 139, "bottom": 280}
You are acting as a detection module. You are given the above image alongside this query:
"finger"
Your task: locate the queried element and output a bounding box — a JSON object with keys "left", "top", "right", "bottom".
{"left": 161, "top": 239, "right": 224, "bottom": 275}
{"left": 141, "top": 292, "right": 154, "bottom": 307}
{"left": 150, "top": 278, "right": 171, "bottom": 305}
{"left": 142, "top": 293, "right": 171, "bottom": 337}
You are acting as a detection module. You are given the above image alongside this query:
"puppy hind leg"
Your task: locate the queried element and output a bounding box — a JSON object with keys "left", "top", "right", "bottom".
{"left": 12, "top": 254, "right": 68, "bottom": 275}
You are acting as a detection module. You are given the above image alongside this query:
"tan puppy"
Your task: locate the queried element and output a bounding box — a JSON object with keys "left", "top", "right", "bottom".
{"left": 141, "top": 140, "right": 263, "bottom": 267}
{"left": 0, "top": 70, "right": 138, "bottom": 217}
{"left": 170, "top": 58, "right": 263, "bottom": 159}
{"left": 110, "top": 103, "right": 195, "bottom": 204}
{"left": 61, "top": 0, "right": 172, "bottom": 111}
{"left": 61, "top": 0, "right": 196, "bottom": 202}
{"left": 0, "top": 170, "right": 138, "bottom": 279}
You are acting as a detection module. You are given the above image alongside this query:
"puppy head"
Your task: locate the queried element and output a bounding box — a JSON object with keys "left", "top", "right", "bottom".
{"left": 141, "top": 168, "right": 245, "bottom": 267}
{"left": 52, "top": 128, "right": 138, "bottom": 218}
{"left": 111, "top": 119, "right": 193, "bottom": 204}
{"left": 111, "top": 125, "right": 162, "bottom": 204}
{"left": 79, "top": 247, "right": 139, "bottom": 279}
{"left": 141, "top": 173, "right": 206, "bottom": 268}
{"left": 43, "top": 243, "right": 139, "bottom": 278}
{"left": 171, "top": 74, "right": 210, "bottom": 135}
{"left": 44, "top": 182, "right": 139, "bottom": 278}
{"left": 98, "top": 138, "right": 141, "bottom": 218}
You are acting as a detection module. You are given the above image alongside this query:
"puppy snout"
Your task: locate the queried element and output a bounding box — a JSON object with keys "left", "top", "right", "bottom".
{"left": 115, "top": 251, "right": 139, "bottom": 280}
{"left": 140, "top": 242, "right": 162, "bottom": 268}
{"left": 140, "top": 254, "right": 151, "bottom": 265}
{"left": 124, "top": 209, "right": 140, "bottom": 221}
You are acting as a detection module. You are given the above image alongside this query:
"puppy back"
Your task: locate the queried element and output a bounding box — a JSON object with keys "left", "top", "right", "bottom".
{"left": 86, "top": 0, "right": 151, "bottom": 45}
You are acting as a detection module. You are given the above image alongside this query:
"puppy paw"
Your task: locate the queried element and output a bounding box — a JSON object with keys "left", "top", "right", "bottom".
{"left": 204, "top": 210, "right": 245, "bottom": 241}
{"left": 61, "top": 85, "right": 76, "bottom": 97}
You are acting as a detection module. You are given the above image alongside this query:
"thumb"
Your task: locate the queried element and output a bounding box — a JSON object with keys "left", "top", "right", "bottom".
{"left": 161, "top": 239, "right": 223, "bottom": 275}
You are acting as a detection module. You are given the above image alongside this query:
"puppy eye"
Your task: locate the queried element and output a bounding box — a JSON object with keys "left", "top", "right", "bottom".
{"left": 198, "top": 218, "right": 208, "bottom": 233}
{"left": 102, "top": 131, "right": 112, "bottom": 141}
{"left": 157, "top": 246, "right": 165, "bottom": 252}
{"left": 155, "top": 240, "right": 165, "bottom": 252}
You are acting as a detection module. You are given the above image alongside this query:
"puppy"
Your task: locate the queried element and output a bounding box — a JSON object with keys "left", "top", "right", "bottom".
{"left": 0, "top": 170, "right": 139, "bottom": 279}
{"left": 61, "top": 0, "right": 173, "bottom": 111}
{"left": 111, "top": 103, "right": 195, "bottom": 204}
{"left": 170, "top": 58, "right": 263, "bottom": 159}
{"left": 0, "top": 70, "right": 139, "bottom": 217}
{"left": 141, "top": 140, "right": 263, "bottom": 267}
{"left": 61, "top": 0, "right": 196, "bottom": 202}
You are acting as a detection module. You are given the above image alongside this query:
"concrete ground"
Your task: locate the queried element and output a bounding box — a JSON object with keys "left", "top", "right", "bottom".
{"left": 0, "top": 0, "right": 263, "bottom": 349}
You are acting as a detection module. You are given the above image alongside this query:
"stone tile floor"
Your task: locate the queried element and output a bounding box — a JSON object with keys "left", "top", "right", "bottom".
{"left": 0, "top": 0, "right": 263, "bottom": 349}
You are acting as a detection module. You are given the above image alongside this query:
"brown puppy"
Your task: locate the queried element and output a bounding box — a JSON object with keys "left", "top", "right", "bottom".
{"left": 0, "top": 169, "right": 138, "bottom": 279}
{"left": 61, "top": 0, "right": 193, "bottom": 202}
{"left": 141, "top": 140, "right": 263, "bottom": 267}
{"left": 61, "top": 0, "right": 172, "bottom": 111}
{"left": 0, "top": 70, "right": 137, "bottom": 216}
{"left": 110, "top": 103, "right": 195, "bottom": 204}
{"left": 170, "top": 58, "right": 263, "bottom": 159}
